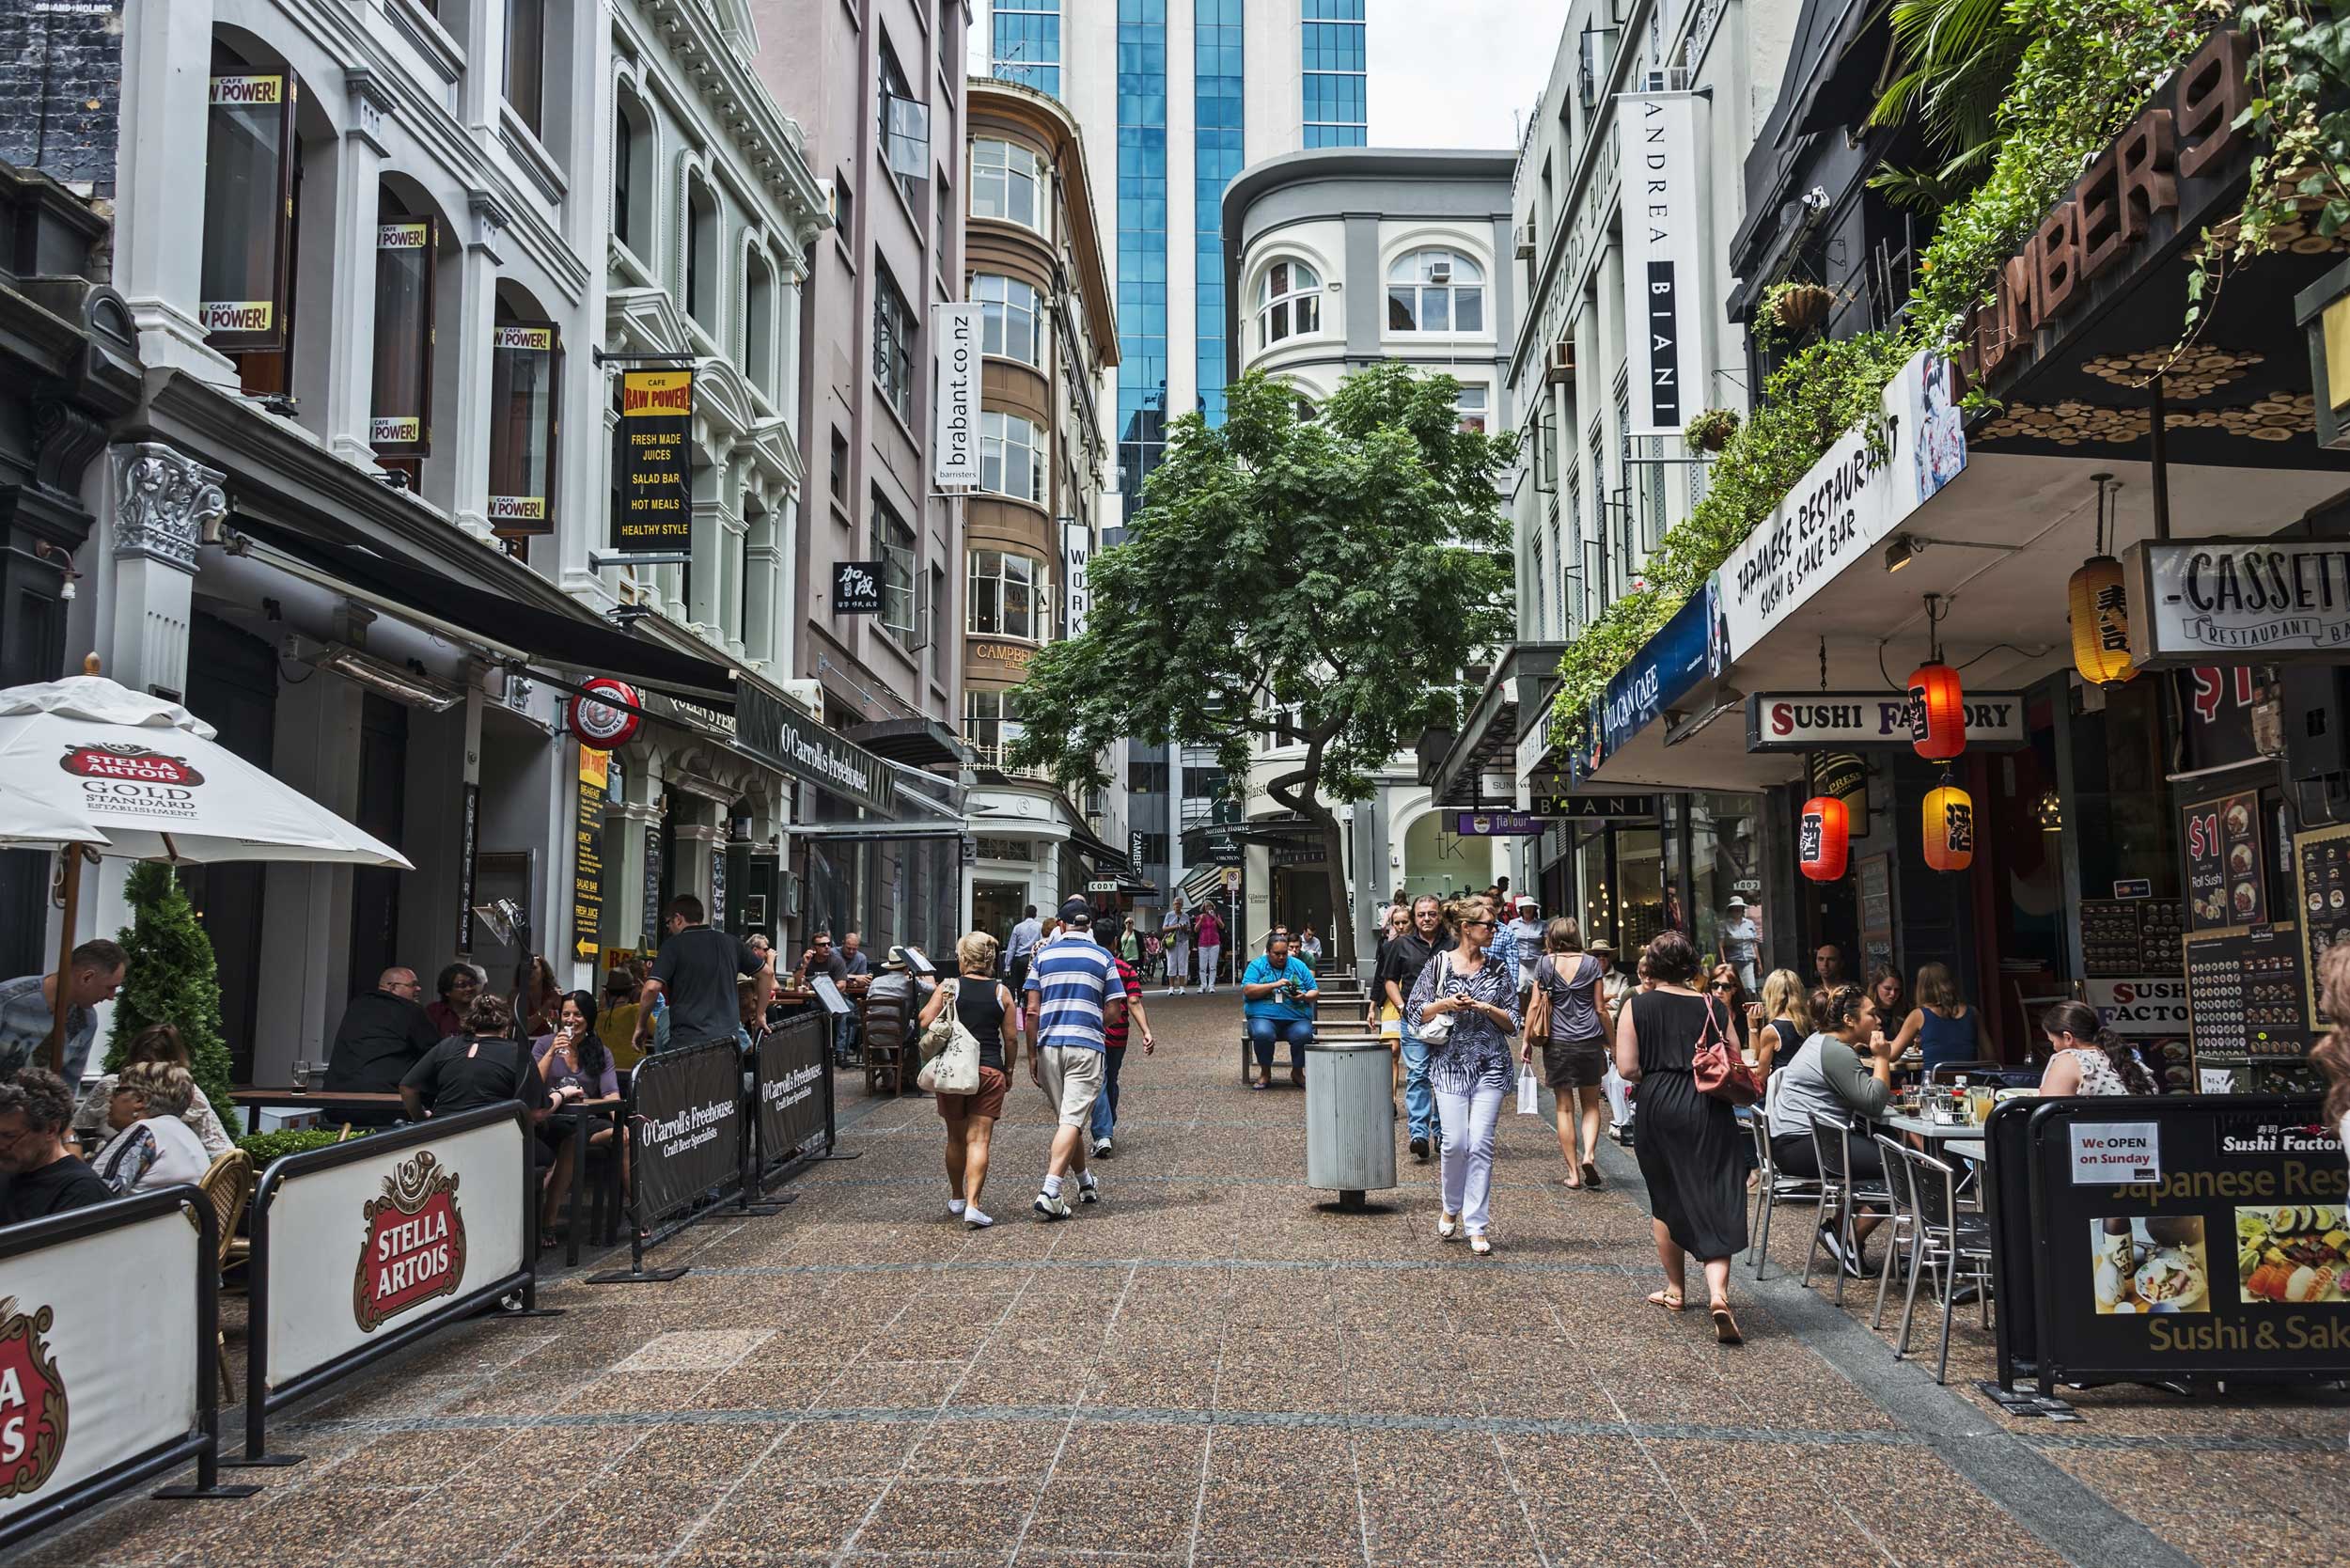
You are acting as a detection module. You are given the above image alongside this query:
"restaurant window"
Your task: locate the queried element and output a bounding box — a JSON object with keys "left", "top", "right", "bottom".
{"left": 486, "top": 303, "right": 559, "bottom": 535}
{"left": 201, "top": 52, "right": 299, "bottom": 371}
{"left": 970, "top": 138, "right": 1042, "bottom": 231}
{"left": 873, "top": 492, "right": 916, "bottom": 641}
{"left": 873, "top": 263, "right": 916, "bottom": 424}
{"left": 967, "top": 549, "right": 1045, "bottom": 640}
{"left": 744, "top": 250, "right": 776, "bottom": 397}
{"left": 979, "top": 410, "right": 1042, "bottom": 504}
{"left": 973, "top": 273, "right": 1042, "bottom": 367}
{"left": 369, "top": 200, "right": 435, "bottom": 470}
{"left": 686, "top": 179, "right": 718, "bottom": 331}
{"left": 505, "top": 0, "right": 546, "bottom": 137}
{"left": 965, "top": 690, "right": 1025, "bottom": 767}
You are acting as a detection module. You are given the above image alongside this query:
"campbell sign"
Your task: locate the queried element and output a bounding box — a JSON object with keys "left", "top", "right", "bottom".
{"left": 352, "top": 1152, "right": 467, "bottom": 1333}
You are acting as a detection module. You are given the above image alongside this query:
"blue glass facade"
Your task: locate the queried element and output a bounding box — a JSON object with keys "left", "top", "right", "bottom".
{"left": 1116, "top": 0, "right": 1168, "bottom": 517}
{"left": 991, "top": 0, "right": 1061, "bottom": 97}
{"left": 1193, "top": 0, "right": 1245, "bottom": 424}
{"left": 1302, "top": 0, "right": 1367, "bottom": 148}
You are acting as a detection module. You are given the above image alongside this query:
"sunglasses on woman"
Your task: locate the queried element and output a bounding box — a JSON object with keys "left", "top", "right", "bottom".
{"left": 1709, "top": 981, "right": 1735, "bottom": 993}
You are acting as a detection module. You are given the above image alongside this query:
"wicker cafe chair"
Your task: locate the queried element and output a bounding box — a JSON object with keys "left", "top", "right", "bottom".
{"left": 193, "top": 1149, "right": 256, "bottom": 1400}
{"left": 1746, "top": 1110, "right": 1821, "bottom": 1280}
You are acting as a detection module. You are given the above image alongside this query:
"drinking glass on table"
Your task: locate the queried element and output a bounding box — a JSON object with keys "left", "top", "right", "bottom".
{"left": 290, "top": 1057, "right": 313, "bottom": 1089}
{"left": 1969, "top": 1086, "right": 1996, "bottom": 1125}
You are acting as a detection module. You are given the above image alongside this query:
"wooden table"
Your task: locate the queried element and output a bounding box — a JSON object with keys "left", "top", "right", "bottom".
{"left": 228, "top": 1090, "right": 405, "bottom": 1136}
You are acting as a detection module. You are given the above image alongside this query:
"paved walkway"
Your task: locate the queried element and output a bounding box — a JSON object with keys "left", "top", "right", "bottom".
{"left": 30, "top": 991, "right": 2350, "bottom": 1567}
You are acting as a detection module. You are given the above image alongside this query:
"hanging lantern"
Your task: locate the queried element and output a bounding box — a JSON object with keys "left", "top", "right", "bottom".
{"left": 1907, "top": 661, "right": 1967, "bottom": 760}
{"left": 2067, "top": 557, "right": 2135, "bottom": 685}
{"left": 1798, "top": 794, "right": 1850, "bottom": 882}
{"left": 1923, "top": 781, "right": 1976, "bottom": 872}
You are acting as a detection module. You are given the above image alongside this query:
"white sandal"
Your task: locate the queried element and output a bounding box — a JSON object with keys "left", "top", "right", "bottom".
{"left": 1436, "top": 1214, "right": 1460, "bottom": 1241}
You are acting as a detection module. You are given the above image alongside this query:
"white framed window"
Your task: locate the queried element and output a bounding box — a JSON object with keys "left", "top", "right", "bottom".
{"left": 979, "top": 410, "right": 1042, "bottom": 503}
{"left": 1455, "top": 384, "right": 1489, "bottom": 432}
{"left": 967, "top": 548, "right": 1047, "bottom": 640}
{"left": 965, "top": 689, "right": 1026, "bottom": 767}
{"left": 874, "top": 494, "right": 916, "bottom": 641}
{"left": 970, "top": 139, "right": 1042, "bottom": 231}
{"left": 973, "top": 274, "right": 1042, "bottom": 367}
{"left": 1256, "top": 259, "right": 1322, "bottom": 348}
{"left": 1386, "top": 248, "right": 1485, "bottom": 334}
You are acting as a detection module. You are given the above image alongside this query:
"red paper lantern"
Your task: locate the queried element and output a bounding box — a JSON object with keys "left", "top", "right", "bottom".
{"left": 1799, "top": 794, "right": 1849, "bottom": 882}
{"left": 1923, "top": 782, "right": 1976, "bottom": 872}
{"left": 1907, "top": 662, "right": 1967, "bottom": 760}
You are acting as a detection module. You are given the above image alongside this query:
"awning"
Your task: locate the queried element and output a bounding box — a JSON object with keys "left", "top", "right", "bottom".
{"left": 1179, "top": 862, "right": 1230, "bottom": 907}
{"left": 226, "top": 514, "right": 740, "bottom": 703}
{"left": 1066, "top": 815, "right": 1139, "bottom": 877}
{"left": 844, "top": 716, "right": 969, "bottom": 769}
{"left": 1421, "top": 641, "right": 1567, "bottom": 808}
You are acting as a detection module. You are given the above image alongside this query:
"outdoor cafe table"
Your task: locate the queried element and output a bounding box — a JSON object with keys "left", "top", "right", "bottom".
{"left": 1880, "top": 1111, "right": 1994, "bottom": 1146}
{"left": 227, "top": 1089, "right": 404, "bottom": 1135}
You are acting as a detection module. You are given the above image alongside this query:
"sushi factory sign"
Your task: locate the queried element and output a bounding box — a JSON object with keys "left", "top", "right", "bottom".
{"left": 2016, "top": 1095, "right": 2350, "bottom": 1388}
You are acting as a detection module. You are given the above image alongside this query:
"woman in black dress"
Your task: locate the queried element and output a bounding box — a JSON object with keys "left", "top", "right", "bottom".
{"left": 1614, "top": 930, "right": 1749, "bottom": 1342}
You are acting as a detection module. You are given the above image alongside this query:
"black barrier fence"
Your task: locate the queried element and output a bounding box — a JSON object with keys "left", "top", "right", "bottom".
{"left": 756, "top": 1013, "right": 832, "bottom": 1186}
{"left": 1990, "top": 1093, "right": 2350, "bottom": 1400}
{"left": 589, "top": 1039, "right": 745, "bottom": 1283}
{"left": 240, "top": 1103, "right": 549, "bottom": 1464}
{"left": 0, "top": 1187, "right": 258, "bottom": 1553}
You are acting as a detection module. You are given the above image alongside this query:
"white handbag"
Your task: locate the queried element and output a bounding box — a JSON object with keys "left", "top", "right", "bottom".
{"left": 916, "top": 980, "right": 984, "bottom": 1095}
{"left": 1414, "top": 954, "right": 1457, "bottom": 1043}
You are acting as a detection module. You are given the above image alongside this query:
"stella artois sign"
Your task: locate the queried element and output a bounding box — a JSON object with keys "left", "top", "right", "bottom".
{"left": 352, "top": 1152, "right": 468, "bottom": 1333}
{"left": 57, "top": 743, "right": 204, "bottom": 787}
{"left": 0, "top": 1300, "right": 66, "bottom": 1502}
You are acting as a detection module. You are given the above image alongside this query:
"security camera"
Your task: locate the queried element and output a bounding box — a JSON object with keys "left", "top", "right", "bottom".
{"left": 1801, "top": 186, "right": 1831, "bottom": 212}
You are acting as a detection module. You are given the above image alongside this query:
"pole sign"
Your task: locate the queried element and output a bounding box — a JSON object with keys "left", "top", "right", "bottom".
{"left": 1747, "top": 691, "right": 2029, "bottom": 751}
{"left": 831, "top": 560, "right": 884, "bottom": 615}
{"left": 1617, "top": 89, "right": 1711, "bottom": 436}
{"left": 2124, "top": 537, "right": 2350, "bottom": 666}
{"left": 932, "top": 303, "right": 979, "bottom": 487}
{"left": 1062, "top": 520, "right": 1092, "bottom": 636}
{"left": 615, "top": 369, "right": 693, "bottom": 552}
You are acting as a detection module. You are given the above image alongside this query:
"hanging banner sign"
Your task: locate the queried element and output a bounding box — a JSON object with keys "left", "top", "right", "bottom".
{"left": 1588, "top": 575, "right": 1725, "bottom": 766}
{"left": 932, "top": 303, "right": 980, "bottom": 487}
{"left": 572, "top": 745, "right": 606, "bottom": 962}
{"left": 615, "top": 368, "right": 693, "bottom": 551}
{"left": 1746, "top": 691, "right": 2029, "bottom": 751}
{"left": 1062, "top": 520, "right": 1093, "bottom": 636}
{"left": 1717, "top": 350, "right": 1967, "bottom": 661}
{"left": 2123, "top": 538, "right": 2350, "bottom": 666}
{"left": 1617, "top": 89, "right": 1713, "bottom": 437}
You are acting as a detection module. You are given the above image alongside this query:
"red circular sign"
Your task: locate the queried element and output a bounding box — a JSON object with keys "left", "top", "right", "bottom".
{"left": 568, "top": 678, "right": 641, "bottom": 750}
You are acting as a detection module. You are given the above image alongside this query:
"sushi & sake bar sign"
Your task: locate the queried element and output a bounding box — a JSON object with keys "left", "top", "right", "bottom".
{"left": 2013, "top": 1096, "right": 2350, "bottom": 1390}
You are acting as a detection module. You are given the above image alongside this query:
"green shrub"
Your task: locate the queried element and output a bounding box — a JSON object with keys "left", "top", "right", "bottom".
{"left": 102, "top": 863, "right": 235, "bottom": 1116}
{"left": 235, "top": 1127, "right": 365, "bottom": 1166}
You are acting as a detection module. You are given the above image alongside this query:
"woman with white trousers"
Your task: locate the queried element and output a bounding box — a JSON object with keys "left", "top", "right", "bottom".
{"left": 1404, "top": 905, "right": 1521, "bottom": 1254}
{"left": 1194, "top": 904, "right": 1225, "bottom": 994}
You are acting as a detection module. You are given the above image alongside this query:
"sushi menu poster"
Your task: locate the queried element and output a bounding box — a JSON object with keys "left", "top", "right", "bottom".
{"left": 2183, "top": 790, "right": 2264, "bottom": 932}
{"left": 2296, "top": 823, "right": 2350, "bottom": 1027}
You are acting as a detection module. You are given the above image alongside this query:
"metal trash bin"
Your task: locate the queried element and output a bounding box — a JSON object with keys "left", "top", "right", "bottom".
{"left": 1304, "top": 1038, "right": 1397, "bottom": 1208}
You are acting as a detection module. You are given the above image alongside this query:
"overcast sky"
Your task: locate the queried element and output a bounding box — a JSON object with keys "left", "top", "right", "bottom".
{"left": 1364, "top": 0, "right": 1565, "bottom": 152}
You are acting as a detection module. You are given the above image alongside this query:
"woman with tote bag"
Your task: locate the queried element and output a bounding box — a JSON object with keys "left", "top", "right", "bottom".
{"left": 916, "top": 933, "right": 1018, "bottom": 1229}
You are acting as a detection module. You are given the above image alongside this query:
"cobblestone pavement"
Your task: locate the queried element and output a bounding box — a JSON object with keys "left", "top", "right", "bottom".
{"left": 28, "top": 990, "right": 2350, "bottom": 1567}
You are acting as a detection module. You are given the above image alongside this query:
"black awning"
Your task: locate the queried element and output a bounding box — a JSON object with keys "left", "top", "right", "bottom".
{"left": 844, "top": 716, "right": 969, "bottom": 769}
{"left": 229, "top": 513, "right": 741, "bottom": 703}
{"left": 1066, "top": 817, "right": 1138, "bottom": 877}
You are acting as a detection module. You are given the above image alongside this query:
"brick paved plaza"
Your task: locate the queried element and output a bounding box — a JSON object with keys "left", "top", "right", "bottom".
{"left": 26, "top": 994, "right": 2350, "bottom": 1568}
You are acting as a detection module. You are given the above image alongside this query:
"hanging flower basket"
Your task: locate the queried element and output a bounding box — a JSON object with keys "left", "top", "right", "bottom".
{"left": 1773, "top": 283, "right": 1835, "bottom": 337}
{"left": 1684, "top": 408, "right": 1740, "bottom": 452}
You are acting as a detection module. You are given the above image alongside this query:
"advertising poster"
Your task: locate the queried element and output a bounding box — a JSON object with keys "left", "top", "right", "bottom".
{"left": 2182, "top": 789, "right": 2264, "bottom": 930}
{"left": 615, "top": 369, "right": 693, "bottom": 551}
{"left": 2296, "top": 823, "right": 2350, "bottom": 1027}
{"left": 758, "top": 1016, "right": 829, "bottom": 1163}
{"left": 572, "top": 745, "right": 606, "bottom": 962}
{"left": 633, "top": 1042, "right": 744, "bottom": 1223}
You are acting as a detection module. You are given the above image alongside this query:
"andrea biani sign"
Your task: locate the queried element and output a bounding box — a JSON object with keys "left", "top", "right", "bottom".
{"left": 615, "top": 369, "right": 692, "bottom": 551}
{"left": 832, "top": 560, "right": 885, "bottom": 615}
{"left": 2124, "top": 538, "right": 2350, "bottom": 666}
{"left": 1746, "top": 691, "right": 2029, "bottom": 751}
{"left": 1616, "top": 88, "right": 1711, "bottom": 436}
{"left": 1524, "top": 785, "right": 1665, "bottom": 823}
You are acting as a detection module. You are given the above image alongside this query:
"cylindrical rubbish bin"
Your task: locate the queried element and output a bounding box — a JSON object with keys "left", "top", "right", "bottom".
{"left": 1304, "top": 1038, "right": 1397, "bottom": 1207}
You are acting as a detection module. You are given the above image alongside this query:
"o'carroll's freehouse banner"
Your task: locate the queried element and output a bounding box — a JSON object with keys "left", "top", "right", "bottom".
{"left": 616, "top": 368, "right": 694, "bottom": 551}
{"left": 1617, "top": 87, "right": 1712, "bottom": 438}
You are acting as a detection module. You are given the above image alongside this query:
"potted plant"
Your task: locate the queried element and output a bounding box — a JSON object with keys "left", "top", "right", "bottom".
{"left": 1772, "top": 282, "right": 1836, "bottom": 337}
{"left": 1684, "top": 407, "right": 1740, "bottom": 453}
{"left": 103, "top": 863, "right": 237, "bottom": 1116}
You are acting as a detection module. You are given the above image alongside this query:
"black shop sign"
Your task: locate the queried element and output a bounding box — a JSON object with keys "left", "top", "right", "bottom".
{"left": 832, "top": 560, "right": 884, "bottom": 614}
{"left": 614, "top": 368, "right": 693, "bottom": 552}
{"left": 757, "top": 1015, "right": 829, "bottom": 1166}
{"left": 630, "top": 1041, "right": 744, "bottom": 1227}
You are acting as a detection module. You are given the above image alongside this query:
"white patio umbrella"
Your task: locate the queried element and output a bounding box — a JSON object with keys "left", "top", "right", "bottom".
{"left": 0, "top": 662, "right": 412, "bottom": 1069}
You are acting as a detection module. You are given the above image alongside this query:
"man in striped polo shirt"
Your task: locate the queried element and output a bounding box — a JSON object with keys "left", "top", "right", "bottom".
{"left": 1022, "top": 895, "right": 1127, "bottom": 1220}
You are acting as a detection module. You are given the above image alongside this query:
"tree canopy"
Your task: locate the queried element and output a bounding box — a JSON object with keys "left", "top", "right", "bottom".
{"left": 1003, "top": 363, "right": 1516, "bottom": 960}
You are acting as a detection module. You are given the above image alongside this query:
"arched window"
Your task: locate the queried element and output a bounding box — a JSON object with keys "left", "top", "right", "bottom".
{"left": 972, "top": 274, "right": 1042, "bottom": 367}
{"left": 744, "top": 249, "right": 776, "bottom": 398}
{"left": 1386, "top": 247, "right": 1485, "bottom": 333}
{"left": 1256, "top": 259, "right": 1321, "bottom": 348}
{"left": 685, "top": 179, "right": 718, "bottom": 330}
{"left": 614, "top": 90, "right": 652, "bottom": 255}
{"left": 979, "top": 411, "right": 1042, "bottom": 503}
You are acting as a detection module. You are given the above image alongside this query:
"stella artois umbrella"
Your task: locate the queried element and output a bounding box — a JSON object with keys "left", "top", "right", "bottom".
{"left": 0, "top": 660, "right": 411, "bottom": 1067}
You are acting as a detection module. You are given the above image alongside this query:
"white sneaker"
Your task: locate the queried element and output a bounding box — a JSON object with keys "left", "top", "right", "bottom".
{"left": 1033, "top": 1192, "right": 1072, "bottom": 1221}
{"left": 964, "top": 1207, "right": 994, "bottom": 1229}
{"left": 1092, "top": 1137, "right": 1112, "bottom": 1157}
{"left": 1077, "top": 1171, "right": 1101, "bottom": 1203}
{"left": 948, "top": 1198, "right": 967, "bottom": 1217}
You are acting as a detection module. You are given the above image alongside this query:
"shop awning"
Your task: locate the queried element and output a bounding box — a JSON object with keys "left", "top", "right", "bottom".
{"left": 1422, "top": 641, "right": 1567, "bottom": 808}
{"left": 227, "top": 514, "right": 740, "bottom": 704}
{"left": 1066, "top": 815, "right": 1139, "bottom": 878}
{"left": 845, "top": 715, "right": 969, "bottom": 770}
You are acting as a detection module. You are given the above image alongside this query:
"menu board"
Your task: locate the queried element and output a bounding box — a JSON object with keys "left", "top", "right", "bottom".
{"left": 2184, "top": 923, "right": 2313, "bottom": 1062}
{"left": 2295, "top": 823, "right": 2350, "bottom": 1028}
{"left": 2182, "top": 789, "right": 2264, "bottom": 930}
{"left": 2082, "top": 899, "right": 2187, "bottom": 978}
{"left": 1856, "top": 853, "right": 1894, "bottom": 975}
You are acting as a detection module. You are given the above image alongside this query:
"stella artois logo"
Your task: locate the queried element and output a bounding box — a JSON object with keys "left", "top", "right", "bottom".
{"left": 0, "top": 1300, "right": 66, "bottom": 1501}
{"left": 57, "top": 742, "right": 205, "bottom": 787}
{"left": 352, "top": 1152, "right": 467, "bottom": 1333}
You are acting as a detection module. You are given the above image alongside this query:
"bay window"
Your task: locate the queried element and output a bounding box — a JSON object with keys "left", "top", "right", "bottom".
{"left": 979, "top": 410, "right": 1042, "bottom": 504}
{"left": 967, "top": 549, "right": 1046, "bottom": 640}
{"left": 973, "top": 274, "right": 1042, "bottom": 367}
{"left": 970, "top": 139, "right": 1042, "bottom": 231}
{"left": 965, "top": 690, "right": 1025, "bottom": 767}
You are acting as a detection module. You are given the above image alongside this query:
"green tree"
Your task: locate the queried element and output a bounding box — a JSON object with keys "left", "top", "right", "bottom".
{"left": 103, "top": 862, "right": 236, "bottom": 1116}
{"left": 1004, "top": 364, "right": 1516, "bottom": 965}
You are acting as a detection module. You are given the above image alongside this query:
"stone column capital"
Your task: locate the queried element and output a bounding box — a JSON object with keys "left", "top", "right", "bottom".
{"left": 109, "top": 442, "right": 227, "bottom": 573}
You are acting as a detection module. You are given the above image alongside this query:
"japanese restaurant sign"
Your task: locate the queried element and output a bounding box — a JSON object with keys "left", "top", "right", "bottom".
{"left": 1746, "top": 691, "right": 2028, "bottom": 751}
{"left": 615, "top": 369, "right": 692, "bottom": 551}
{"left": 2123, "top": 538, "right": 2350, "bottom": 666}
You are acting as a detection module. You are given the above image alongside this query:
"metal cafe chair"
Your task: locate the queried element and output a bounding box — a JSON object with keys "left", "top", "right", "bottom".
{"left": 1802, "top": 1110, "right": 1894, "bottom": 1304}
{"left": 1879, "top": 1136, "right": 1994, "bottom": 1385}
{"left": 1746, "top": 1110, "right": 1820, "bottom": 1280}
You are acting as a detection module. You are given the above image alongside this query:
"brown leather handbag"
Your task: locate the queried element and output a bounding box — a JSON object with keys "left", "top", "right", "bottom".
{"left": 1690, "top": 995, "right": 1762, "bottom": 1106}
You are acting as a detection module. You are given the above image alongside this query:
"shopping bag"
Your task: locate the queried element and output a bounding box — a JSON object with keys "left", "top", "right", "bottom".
{"left": 1601, "top": 1062, "right": 1637, "bottom": 1126}
{"left": 1516, "top": 1066, "right": 1541, "bottom": 1116}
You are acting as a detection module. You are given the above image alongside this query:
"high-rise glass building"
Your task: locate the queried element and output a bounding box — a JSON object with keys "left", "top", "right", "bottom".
{"left": 968, "top": 0, "right": 1368, "bottom": 904}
